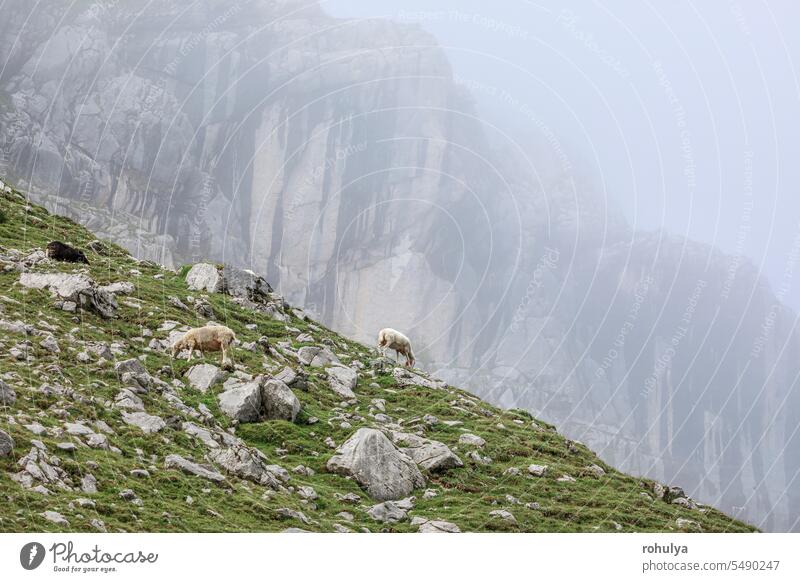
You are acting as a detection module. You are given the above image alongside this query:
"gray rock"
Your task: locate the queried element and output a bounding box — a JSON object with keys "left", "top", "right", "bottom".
{"left": 367, "top": 499, "right": 411, "bottom": 523}
{"left": 207, "top": 446, "right": 284, "bottom": 489}
{"left": 81, "top": 474, "right": 98, "bottom": 494}
{"left": 585, "top": 464, "right": 606, "bottom": 478}
{"left": 528, "top": 464, "right": 549, "bottom": 477}
{"left": 327, "top": 428, "right": 425, "bottom": 501}
{"left": 186, "top": 363, "right": 226, "bottom": 393}
{"left": 222, "top": 265, "right": 272, "bottom": 301}
{"left": 41, "top": 510, "right": 69, "bottom": 526}
{"left": 411, "top": 516, "right": 461, "bottom": 533}
{"left": 297, "top": 346, "right": 339, "bottom": 367}
{"left": 261, "top": 379, "right": 300, "bottom": 422}
{"left": 327, "top": 365, "right": 358, "bottom": 398}
{"left": 676, "top": 518, "right": 702, "bottom": 531}
{"left": 185, "top": 263, "right": 223, "bottom": 293}
{"left": 114, "top": 389, "right": 144, "bottom": 411}
{"left": 489, "top": 509, "right": 518, "bottom": 524}
{"left": 121, "top": 411, "right": 166, "bottom": 434}
{"left": 390, "top": 431, "right": 463, "bottom": 472}
{"left": 0, "top": 380, "right": 16, "bottom": 407}
{"left": 165, "top": 454, "right": 226, "bottom": 483}
{"left": 19, "top": 272, "right": 117, "bottom": 318}
{"left": 0, "top": 429, "right": 14, "bottom": 456}
{"left": 40, "top": 335, "right": 60, "bottom": 353}
{"left": 458, "top": 433, "right": 486, "bottom": 447}
{"left": 218, "top": 381, "right": 262, "bottom": 423}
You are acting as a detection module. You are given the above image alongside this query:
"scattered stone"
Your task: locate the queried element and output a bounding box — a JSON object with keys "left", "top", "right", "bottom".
{"left": 458, "top": 433, "right": 486, "bottom": 447}
{"left": 528, "top": 464, "right": 549, "bottom": 477}
{"left": 0, "top": 379, "right": 17, "bottom": 406}
{"left": 165, "top": 454, "right": 226, "bottom": 484}
{"left": 367, "top": 499, "right": 413, "bottom": 523}
{"left": 275, "top": 508, "right": 314, "bottom": 525}
{"left": 186, "top": 364, "right": 226, "bottom": 393}
{"left": 0, "top": 429, "right": 14, "bottom": 456}
{"left": 489, "top": 509, "right": 517, "bottom": 525}
{"left": 411, "top": 516, "right": 461, "bottom": 533}
{"left": 41, "top": 510, "right": 69, "bottom": 526}
{"left": 585, "top": 464, "right": 606, "bottom": 478}
{"left": 121, "top": 411, "right": 166, "bottom": 434}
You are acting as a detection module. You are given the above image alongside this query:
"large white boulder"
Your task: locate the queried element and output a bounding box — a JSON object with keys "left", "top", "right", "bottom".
{"left": 185, "top": 263, "right": 223, "bottom": 293}
{"left": 327, "top": 428, "right": 425, "bottom": 501}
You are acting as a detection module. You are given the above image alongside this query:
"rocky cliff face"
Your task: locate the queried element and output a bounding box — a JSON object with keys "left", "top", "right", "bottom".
{"left": 1, "top": 0, "right": 797, "bottom": 531}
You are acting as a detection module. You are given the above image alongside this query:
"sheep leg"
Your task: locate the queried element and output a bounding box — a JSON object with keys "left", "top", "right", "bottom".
{"left": 186, "top": 345, "right": 194, "bottom": 361}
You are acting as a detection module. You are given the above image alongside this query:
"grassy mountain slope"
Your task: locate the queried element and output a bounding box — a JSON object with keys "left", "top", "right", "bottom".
{"left": 0, "top": 180, "right": 755, "bottom": 533}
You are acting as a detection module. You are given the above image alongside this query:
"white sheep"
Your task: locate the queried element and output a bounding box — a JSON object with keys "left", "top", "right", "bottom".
{"left": 377, "top": 328, "right": 415, "bottom": 367}
{"left": 171, "top": 325, "right": 236, "bottom": 368}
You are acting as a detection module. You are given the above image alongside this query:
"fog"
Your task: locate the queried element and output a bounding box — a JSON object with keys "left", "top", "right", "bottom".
{"left": 326, "top": 0, "right": 800, "bottom": 310}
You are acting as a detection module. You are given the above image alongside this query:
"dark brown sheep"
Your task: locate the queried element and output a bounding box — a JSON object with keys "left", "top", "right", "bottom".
{"left": 45, "top": 241, "right": 89, "bottom": 264}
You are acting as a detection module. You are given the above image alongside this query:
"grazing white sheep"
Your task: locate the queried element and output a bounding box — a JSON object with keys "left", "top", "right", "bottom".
{"left": 171, "top": 325, "right": 236, "bottom": 368}
{"left": 377, "top": 328, "right": 415, "bottom": 367}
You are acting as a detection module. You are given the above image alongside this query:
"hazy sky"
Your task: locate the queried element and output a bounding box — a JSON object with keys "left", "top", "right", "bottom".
{"left": 323, "top": 0, "right": 800, "bottom": 310}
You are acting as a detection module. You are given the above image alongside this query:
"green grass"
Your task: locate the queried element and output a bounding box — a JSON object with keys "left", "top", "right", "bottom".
{"left": 0, "top": 181, "right": 757, "bottom": 533}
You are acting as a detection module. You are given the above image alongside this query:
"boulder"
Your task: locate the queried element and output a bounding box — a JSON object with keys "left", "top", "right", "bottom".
{"left": 392, "top": 367, "right": 446, "bottom": 390}
{"left": 458, "top": 433, "right": 486, "bottom": 447}
{"left": 411, "top": 516, "right": 461, "bottom": 533}
{"left": 222, "top": 265, "right": 272, "bottom": 301}
{"left": 208, "top": 446, "right": 284, "bottom": 489}
{"left": 297, "top": 345, "right": 339, "bottom": 367}
{"left": 390, "top": 432, "right": 463, "bottom": 472}
{"left": 185, "top": 263, "right": 222, "bottom": 293}
{"left": 489, "top": 509, "right": 517, "bottom": 524}
{"left": 0, "top": 429, "right": 14, "bottom": 457}
{"left": 121, "top": 411, "right": 166, "bottom": 434}
{"left": 528, "top": 464, "right": 549, "bottom": 477}
{"left": 218, "top": 381, "right": 262, "bottom": 423}
{"left": 327, "top": 428, "right": 425, "bottom": 501}
{"left": 0, "top": 380, "right": 17, "bottom": 406}
{"left": 19, "top": 272, "right": 117, "bottom": 318}
{"left": 164, "top": 454, "right": 226, "bottom": 483}
{"left": 367, "top": 499, "right": 412, "bottom": 523}
{"left": 261, "top": 379, "right": 300, "bottom": 422}
{"left": 186, "top": 363, "right": 226, "bottom": 393}
{"left": 327, "top": 365, "right": 358, "bottom": 399}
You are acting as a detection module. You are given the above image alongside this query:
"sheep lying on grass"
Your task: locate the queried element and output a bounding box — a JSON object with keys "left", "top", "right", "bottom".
{"left": 46, "top": 240, "right": 89, "bottom": 264}
{"left": 378, "top": 327, "right": 415, "bottom": 367}
{"left": 171, "top": 325, "right": 236, "bottom": 369}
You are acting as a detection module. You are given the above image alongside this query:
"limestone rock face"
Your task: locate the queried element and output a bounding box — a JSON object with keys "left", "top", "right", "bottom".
{"left": 327, "top": 428, "right": 425, "bottom": 501}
